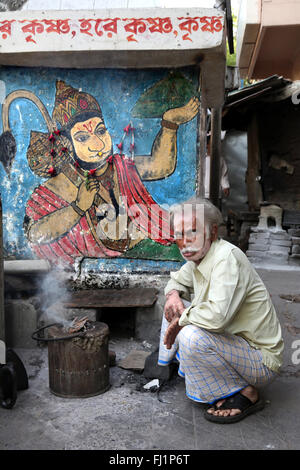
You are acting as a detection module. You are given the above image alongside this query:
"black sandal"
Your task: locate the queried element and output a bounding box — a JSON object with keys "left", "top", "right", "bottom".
{"left": 204, "top": 392, "right": 265, "bottom": 424}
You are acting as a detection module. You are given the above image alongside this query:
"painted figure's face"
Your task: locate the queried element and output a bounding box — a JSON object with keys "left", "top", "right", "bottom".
{"left": 70, "top": 116, "right": 112, "bottom": 164}
{"left": 173, "top": 212, "right": 216, "bottom": 264}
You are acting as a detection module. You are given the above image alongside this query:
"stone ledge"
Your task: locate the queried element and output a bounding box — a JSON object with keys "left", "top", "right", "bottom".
{"left": 4, "top": 260, "right": 51, "bottom": 274}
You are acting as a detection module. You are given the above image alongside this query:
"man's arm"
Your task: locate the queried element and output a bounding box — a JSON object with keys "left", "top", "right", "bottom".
{"left": 164, "top": 262, "right": 194, "bottom": 300}
{"left": 163, "top": 263, "right": 193, "bottom": 324}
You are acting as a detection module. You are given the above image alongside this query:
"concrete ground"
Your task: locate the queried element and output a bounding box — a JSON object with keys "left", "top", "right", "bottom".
{"left": 0, "top": 267, "right": 300, "bottom": 451}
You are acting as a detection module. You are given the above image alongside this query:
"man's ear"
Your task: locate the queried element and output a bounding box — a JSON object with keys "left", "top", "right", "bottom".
{"left": 211, "top": 224, "right": 218, "bottom": 241}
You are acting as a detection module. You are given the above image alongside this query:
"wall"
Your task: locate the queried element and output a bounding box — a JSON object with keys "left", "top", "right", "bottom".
{"left": 0, "top": 65, "right": 199, "bottom": 269}
{"left": 237, "top": 0, "right": 300, "bottom": 80}
{"left": 0, "top": 1, "right": 229, "bottom": 349}
{"left": 236, "top": 0, "right": 261, "bottom": 78}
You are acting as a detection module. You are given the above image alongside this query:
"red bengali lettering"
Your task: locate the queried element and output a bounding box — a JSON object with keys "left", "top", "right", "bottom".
{"left": 200, "top": 15, "right": 223, "bottom": 33}
{"left": 0, "top": 20, "right": 15, "bottom": 39}
{"left": 102, "top": 18, "right": 120, "bottom": 35}
{"left": 212, "top": 16, "right": 223, "bottom": 32}
{"left": 123, "top": 17, "right": 147, "bottom": 42}
{"left": 94, "top": 19, "right": 103, "bottom": 36}
{"left": 146, "top": 17, "right": 173, "bottom": 34}
{"left": 177, "top": 17, "right": 199, "bottom": 41}
{"left": 78, "top": 18, "right": 93, "bottom": 36}
{"left": 42, "top": 19, "right": 71, "bottom": 34}
{"left": 79, "top": 18, "right": 120, "bottom": 38}
{"left": 94, "top": 18, "right": 120, "bottom": 37}
{"left": 19, "top": 19, "right": 44, "bottom": 44}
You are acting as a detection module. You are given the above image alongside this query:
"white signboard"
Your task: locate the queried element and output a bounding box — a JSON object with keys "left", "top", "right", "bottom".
{"left": 0, "top": 8, "right": 224, "bottom": 54}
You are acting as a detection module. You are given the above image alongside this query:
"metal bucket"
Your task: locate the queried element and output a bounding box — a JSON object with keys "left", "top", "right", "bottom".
{"left": 33, "top": 321, "right": 110, "bottom": 398}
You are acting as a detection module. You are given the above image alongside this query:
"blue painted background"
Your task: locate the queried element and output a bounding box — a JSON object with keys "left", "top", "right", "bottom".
{"left": 0, "top": 66, "right": 198, "bottom": 261}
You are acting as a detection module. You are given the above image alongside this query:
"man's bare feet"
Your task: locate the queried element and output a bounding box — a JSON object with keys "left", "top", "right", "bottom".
{"left": 207, "top": 385, "right": 258, "bottom": 417}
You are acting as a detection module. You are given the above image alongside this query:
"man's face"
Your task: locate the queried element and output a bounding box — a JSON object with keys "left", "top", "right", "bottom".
{"left": 173, "top": 211, "right": 216, "bottom": 264}
{"left": 70, "top": 116, "right": 112, "bottom": 164}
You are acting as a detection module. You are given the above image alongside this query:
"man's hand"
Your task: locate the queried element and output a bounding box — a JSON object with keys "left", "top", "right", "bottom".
{"left": 164, "top": 290, "right": 185, "bottom": 322}
{"left": 164, "top": 317, "right": 182, "bottom": 350}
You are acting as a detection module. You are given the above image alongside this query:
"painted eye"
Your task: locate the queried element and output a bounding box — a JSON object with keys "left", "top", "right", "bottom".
{"left": 74, "top": 134, "right": 90, "bottom": 143}
{"left": 95, "top": 127, "right": 107, "bottom": 136}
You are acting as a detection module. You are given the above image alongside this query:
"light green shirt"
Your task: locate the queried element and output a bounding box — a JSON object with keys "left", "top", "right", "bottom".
{"left": 165, "top": 239, "right": 284, "bottom": 372}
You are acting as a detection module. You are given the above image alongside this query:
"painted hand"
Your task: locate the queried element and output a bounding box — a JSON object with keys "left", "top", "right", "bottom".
{"left": 164, "top": 317, "right": 182, "bottom": 350}
{"left": 76, "top": 180, "right": 99, "bottom": 212}
{"left": 162, "top": 97, "right": 200, "bottom": 125}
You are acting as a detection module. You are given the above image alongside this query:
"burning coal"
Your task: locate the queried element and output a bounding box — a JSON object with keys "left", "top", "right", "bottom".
{"left": 67, "top": 316, "right": 92, "bottom": 334}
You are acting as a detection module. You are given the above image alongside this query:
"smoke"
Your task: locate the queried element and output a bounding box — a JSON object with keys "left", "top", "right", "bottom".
{"left": 39, "top": 266, "right": 74, "bottom": 328}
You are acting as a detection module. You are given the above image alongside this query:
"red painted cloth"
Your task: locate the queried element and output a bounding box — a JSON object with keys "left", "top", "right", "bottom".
{"left": 25, "top": 154, "right": 174, "bottom": 266}
{"left": 114, "top": 154, "right": 173, "bottom": 245}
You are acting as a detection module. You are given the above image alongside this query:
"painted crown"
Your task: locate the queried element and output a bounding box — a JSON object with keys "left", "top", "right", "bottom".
{"left": 52, "top": 80, "right": 102, "bottom": 128}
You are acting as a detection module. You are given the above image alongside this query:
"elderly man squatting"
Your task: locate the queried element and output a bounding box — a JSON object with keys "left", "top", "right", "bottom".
{"left": 158, "top": 197, "right": 283, "bottom": 424}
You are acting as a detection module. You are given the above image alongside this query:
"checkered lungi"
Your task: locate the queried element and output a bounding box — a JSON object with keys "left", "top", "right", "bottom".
{"left": 158, "top": 314, "right": 277, "bottom": 404}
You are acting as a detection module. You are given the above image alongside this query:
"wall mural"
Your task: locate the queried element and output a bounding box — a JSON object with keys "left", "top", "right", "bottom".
{"left": 0, "top": 67, "right": 199, "bottom": 267}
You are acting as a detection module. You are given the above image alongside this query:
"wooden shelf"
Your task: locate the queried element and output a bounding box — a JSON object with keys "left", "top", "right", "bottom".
{"left": 63, "top": 288, "right": 158, "bottom": 309}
